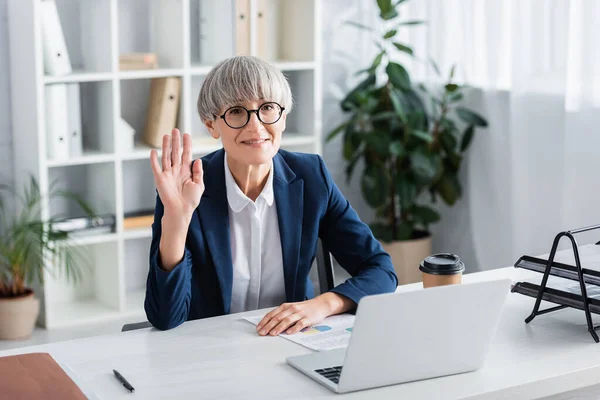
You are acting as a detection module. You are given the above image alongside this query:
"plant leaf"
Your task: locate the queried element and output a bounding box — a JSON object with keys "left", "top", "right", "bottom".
{"left": 383, "top": 29, "right": 397, "bottom": 39}
{"left": 326, "top": 121, "right": 349, "bottom": 142}
{"left": 456, "top": 107, "right": 488, "bottom": 127}
{"left": 411, "top": 151, "right": 438, "bottom": 184}
{"left": 341, "top": 74, "right": 376, "bottom": 112}
{"left": 449, "top": 92, "right": 464, "bottom": 103}
{"left": 396, "top": 20, "right": 425, "bottom": 26}
{"left": 371, "top": 50, "right": 385, "bottom": 71}
{"left": 411, "top": 130, "right": 433, "bottom": 143}
{"left": 395, "top": 222, "right": 413, "bottom": 241}
{"left": 412, "top": 205, "right": 441, "bottom": 224}
{"left": 461, "top": 125, "right": 475, "bottom": 152}
{"left": 436, "top": 172, "right": 461, "bottom": 205}
{"left": 396, "top": 176, "right": 416, "bottom": 208}
{"left": 344, "top": 20, "right": 374, "bottom": 32}
{"left": 377, "top": 0, "right": 398, "bottom": 20}
{"left": 369, "top": 222, "right": 393, "bottom": 243}
{"left": 389, "top": 141, "right": 405, "bottom": 157}
{"left": 386, "top": 62, "right": 411, "bottom": 90}
{"left": 429, "top": 58, "right": 441, "bottom": 76}
{"left": 392, "top": 42, "right": 414, "bottom": 56}
{"left": 361, "top": 166, "right": 389, "bottom": 208}
{"left": 445, "top": 83, "right": 459, "bottom": 93}
{"left": 388, "top": 88, "right": 407, "bottom": 122}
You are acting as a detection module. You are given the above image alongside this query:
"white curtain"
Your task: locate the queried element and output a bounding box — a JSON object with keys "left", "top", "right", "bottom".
{"left": 393, "top": 0, "right": 600, "bottom": 270}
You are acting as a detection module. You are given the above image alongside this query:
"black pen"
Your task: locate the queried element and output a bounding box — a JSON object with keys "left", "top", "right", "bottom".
{"left": 113, "top": 369, "right": 135, "bottom": 393}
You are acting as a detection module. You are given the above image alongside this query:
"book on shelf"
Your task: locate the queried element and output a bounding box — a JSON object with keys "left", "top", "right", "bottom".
{"left": 123, "top": 209, "right": 155, "bottom": 230}
{"left": 40, "top": 0, "right": 72, "bottom": 76}
{"left": 119, "top": 117, "right": 136, "bottom": 153}
{"left": 143, "top": 77, "right": 182, "bottom": 148}
{"left": 119, "top": 53, "right": 158, "bottom": 71}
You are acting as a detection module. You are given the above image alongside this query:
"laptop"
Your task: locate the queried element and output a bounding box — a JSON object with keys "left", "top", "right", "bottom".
{"left": 286, "top": 278, "right": 511, "bottom": 394}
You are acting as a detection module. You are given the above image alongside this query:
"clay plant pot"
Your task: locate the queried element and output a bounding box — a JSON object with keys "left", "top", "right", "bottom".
{"left": 0, "top": 289, "right": 40, "bottom": 340}
{"left": 382, "top": 233, "right": 432, "bottom": 285}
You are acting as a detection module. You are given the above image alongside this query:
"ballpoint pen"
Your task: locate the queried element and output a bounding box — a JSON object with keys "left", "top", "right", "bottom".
{"left": 113, "top": 369, "right": 135, "bottom": 393}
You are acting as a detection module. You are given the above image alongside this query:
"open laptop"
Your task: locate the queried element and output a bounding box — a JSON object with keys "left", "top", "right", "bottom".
{"left": 286, "top": 278, "right": 511, "bottom": 394}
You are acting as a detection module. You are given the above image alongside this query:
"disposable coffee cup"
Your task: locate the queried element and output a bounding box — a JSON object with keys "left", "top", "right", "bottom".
{"left": 419, "top": 253, "right": 465, "bottom": 288}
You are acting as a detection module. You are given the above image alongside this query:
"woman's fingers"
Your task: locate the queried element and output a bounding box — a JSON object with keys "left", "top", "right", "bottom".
{"left": 259, "top": 307, "right": 296, "bottom": 336}
{"left": 286, "top": 318, "right": 312, "bottom": 335}
{"left": 192, "top": 158, "right": 203, "bottom": 185}
{"left": 150, "top": 149, "right": 162, "bottom": 177}
{"left": 171, "top": 129, "right": 181, "bottom": 167}
{"left": 182, "top": 133, "right": 192, "bottom": 166}
{"left": 270, "top": 313, "right": 304, "bottom": 336}
{"left": 161, "top": 134, "right": 171, "bottom": 171}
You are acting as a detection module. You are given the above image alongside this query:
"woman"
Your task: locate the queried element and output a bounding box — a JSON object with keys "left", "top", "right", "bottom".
{"left": 145, "top": 56, "right": 397, "bottom": 336}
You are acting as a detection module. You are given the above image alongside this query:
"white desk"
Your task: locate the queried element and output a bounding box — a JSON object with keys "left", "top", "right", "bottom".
{"left": 2, "top": 267, "right": 600, "bottom": 399}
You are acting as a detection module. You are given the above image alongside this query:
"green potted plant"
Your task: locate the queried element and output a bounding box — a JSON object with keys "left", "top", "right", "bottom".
{"left": 327, "top": 0, "right": 488, "bottom": 284}
{"left": 0, "top": 176, "right": 92, "bottom": 339}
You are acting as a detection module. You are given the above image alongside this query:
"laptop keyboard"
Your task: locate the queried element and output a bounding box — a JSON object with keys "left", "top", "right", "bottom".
{"left": 315, "top": 366, "right": 343, "bottom": 384}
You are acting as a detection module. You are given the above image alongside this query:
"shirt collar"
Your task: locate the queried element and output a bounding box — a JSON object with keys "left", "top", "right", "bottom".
{"left": 224, "top": 153, "right": 274, "bottom": 213}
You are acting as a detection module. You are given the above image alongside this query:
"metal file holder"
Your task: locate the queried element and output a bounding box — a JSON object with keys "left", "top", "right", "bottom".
{"left": 513, "top": 224, "right": 600, "bottom": 343}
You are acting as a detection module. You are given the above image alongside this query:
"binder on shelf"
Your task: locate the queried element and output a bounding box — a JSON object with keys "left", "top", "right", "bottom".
{"left": 45, "top": 83, "right": 70, "bottom": 160}
{"left": 512, "top": 224, "right": 600, "bottom": 342}
{"left": 143, "top": 77, "right": 181, "bottom": 148}
{"left": 53, "top": 214, "right": 116, "bottom": 237}
{"left": 235, "top": 0, "right": 251, "bottom": 56}
{"left": 256, "top": 0, "right": 278, "bottom": 61}
{"left": 67, "top": 83, "right": 82, "bottom": 157}
{"left": 40, "top": 0, "right": 72, "bottom": 76}
{"left": 198, "top": 0, "right": 235, "bottom": 64}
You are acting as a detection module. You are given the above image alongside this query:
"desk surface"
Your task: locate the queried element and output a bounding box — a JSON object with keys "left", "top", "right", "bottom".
{"left": 3, "top": 267, "right": 600, "bottom": 399}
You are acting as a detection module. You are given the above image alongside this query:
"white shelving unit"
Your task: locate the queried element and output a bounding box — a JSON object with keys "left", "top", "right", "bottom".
{"left": 7, "top": 0, "right": 322, "bottom": 329}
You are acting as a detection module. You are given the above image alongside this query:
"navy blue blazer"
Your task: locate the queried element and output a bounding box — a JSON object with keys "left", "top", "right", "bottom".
{"left": 144, "top": 149, "right": 398, "bottom": 330}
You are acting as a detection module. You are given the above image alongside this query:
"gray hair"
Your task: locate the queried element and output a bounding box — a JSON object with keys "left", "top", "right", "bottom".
{"left": 197, "top": 56, "right": 293, "bottom": 122}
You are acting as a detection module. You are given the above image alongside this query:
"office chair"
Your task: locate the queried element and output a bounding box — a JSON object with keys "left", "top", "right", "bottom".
{"left": 121, "top": 239, "right": 336, "bottom": 332}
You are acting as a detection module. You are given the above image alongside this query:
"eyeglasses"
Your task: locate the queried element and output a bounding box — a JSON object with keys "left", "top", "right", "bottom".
{"left": 218, "top": 102, "right": 285, "bottom": 129}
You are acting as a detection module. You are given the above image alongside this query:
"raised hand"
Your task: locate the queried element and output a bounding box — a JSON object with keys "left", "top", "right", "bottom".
{"left": 150, "top": 129, "right": 204, "bottom": 271}
{"left": 150, "top": 129, "right": 204, "bottom": 220}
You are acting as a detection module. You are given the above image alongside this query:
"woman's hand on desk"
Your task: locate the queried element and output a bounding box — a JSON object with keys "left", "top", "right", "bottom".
{"left": 256, "top": 292, "right": 354, "bottom": 336}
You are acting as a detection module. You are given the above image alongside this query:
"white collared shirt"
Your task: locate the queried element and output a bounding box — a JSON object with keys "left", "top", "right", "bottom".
{"left": 224, "top": 154, "right": 286, "bottom": 314}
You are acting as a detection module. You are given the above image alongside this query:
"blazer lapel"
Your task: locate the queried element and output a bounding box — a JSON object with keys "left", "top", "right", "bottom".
{"left": 197, "top": 149, "right": 234, "bottom": 314}
{"left": 273, "top": 153, "right": 304, "bottom": 301}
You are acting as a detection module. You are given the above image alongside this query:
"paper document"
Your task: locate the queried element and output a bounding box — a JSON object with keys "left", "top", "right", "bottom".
{"left": 525, "top": 274, "right": 600, "bottom": 299}
{"left": 539, "top": 244, "right": 600, "bottom": 273}
{"left": 244, "top": 313, "right": 355, "bottom": 352}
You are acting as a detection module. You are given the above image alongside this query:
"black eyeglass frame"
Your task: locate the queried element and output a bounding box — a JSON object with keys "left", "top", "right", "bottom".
{"left": 217, "top": 102, "right": 285, "bottom": 129}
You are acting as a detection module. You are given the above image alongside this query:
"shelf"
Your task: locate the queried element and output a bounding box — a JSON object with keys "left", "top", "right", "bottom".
{"left": 121, "top": 137, "right": 222, "bottom": 161}
{"left": 47, "top": 296, "right": 145, "bottom": 330}
{"left": 281, "top": 134, "right": 317, "bottom": 146}
{"left": 189, "top": 61, "right": 316, "bottom": 76}
{"left": 123, "top": 228, "right": 152, "bottom": 240}
{"left": 273, "top": 61, "right": 316, "bottom": 71}
{"left": 47, "top": 150, "right": 116, "bottom": 167}
{"left": 44, "top": 71, "right": 114, "bottom": 84}
{"left": 118, "top": 68, "right": 186, "bottom": 80}
{"left": 61, "top": 232, "right": 119, "bottom": 247}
